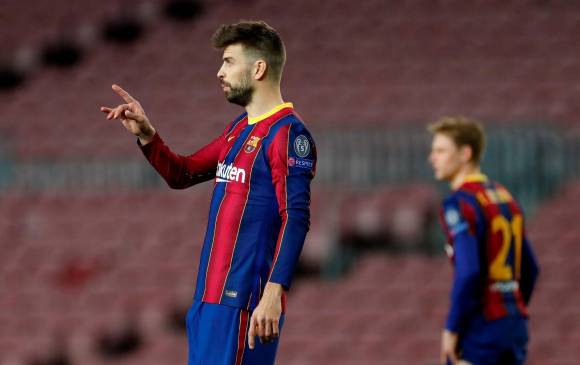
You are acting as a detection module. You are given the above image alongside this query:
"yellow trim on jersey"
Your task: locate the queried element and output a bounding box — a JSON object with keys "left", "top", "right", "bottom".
{"left": 463, "top": 174, "right": 488, "bottom": 183}
{"left": 248, "top": 102, "right": 293, "bottom": 125}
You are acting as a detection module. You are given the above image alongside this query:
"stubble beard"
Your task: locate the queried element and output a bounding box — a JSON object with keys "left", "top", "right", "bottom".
{"left": 224, "top": 71, "right": 254, "bottom": 107}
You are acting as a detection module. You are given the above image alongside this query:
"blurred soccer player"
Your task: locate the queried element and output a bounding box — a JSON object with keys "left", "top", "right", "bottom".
{"left": 100, "top": 21, "right": 316, "bottom": 365}
{"left": 428, "top": 117, "right": 539, "bottom": 365}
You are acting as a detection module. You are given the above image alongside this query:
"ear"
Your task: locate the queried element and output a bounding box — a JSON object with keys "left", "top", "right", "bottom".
{"left": 459, "top": 145, "right": 473, "bottom": 164}
{"left": 253, "top": 59, "right": 267, "bottom": 81}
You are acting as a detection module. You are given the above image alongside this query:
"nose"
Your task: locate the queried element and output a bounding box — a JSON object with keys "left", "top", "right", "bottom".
{"left": 217, "top": 65, "right": 225, "bottom": 79}
{"left": 428, "top": 152, "right": 436, "bottom": 165}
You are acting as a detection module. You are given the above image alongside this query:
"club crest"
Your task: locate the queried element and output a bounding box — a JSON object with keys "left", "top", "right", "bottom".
{"left": 244, "top": 136, "right": 261, "bottom": 153}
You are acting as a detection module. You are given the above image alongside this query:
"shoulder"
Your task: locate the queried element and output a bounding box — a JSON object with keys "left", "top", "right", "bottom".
{"left": 224, "top": 112, "right": 248, "bottom": 135}
{"left": 264, "top": 113, "right": 317, "bottom": 170}
{"left": 493, "top": 181, "right": 516, "bottom": 202}
{"left": 266, "top": 113, "right": 315, "bottom": 147}
{"left": 491, "top": 180, "right": 525, "bottom": 215}
{"left": 442, "top": 192, "right": 466, "bottom": 225}
{"left": 443, "top": 189, "right": 477, "bottom": 209}
{"left": 441, "top": 194, "right": 470, "bottom": 236}
{"left": 269, "top": 112, "right": 312, "bottom": 134}
{"left": 442, "top": 190, "right": 482, "bottom": 232}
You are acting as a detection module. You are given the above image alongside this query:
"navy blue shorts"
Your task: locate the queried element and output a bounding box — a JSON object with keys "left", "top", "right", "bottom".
{"left": 185, "top": 301, "right": 284, "bottom": 365}
{"left": 458, "top": 315, "right": 528, "bottom": 365}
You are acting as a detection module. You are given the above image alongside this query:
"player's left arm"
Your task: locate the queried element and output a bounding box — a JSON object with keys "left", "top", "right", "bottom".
{"left": 519, "top": 234, "right": 540, "bottom": 304}
{"left": 266, "top": 121, "right": 316, "bottom": 290}
{"left": 440, "top": 197, "right": 482, "bottom": 364}
{"left": 248, "top": 121, "right": 316, "bottom": 349}
{"left": 443, "top": 197, "right": 482, "bottom": 333}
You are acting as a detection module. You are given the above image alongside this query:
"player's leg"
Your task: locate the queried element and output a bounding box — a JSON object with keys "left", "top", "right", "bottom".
{"left": 459, "top": 315, "right": 528, "bottom": 365}
{"left": 502, "top": 326, "right": 528, "bottom": 365}
{"left": 185, "top": 301, "right": 202, "bottom": 364}
{"left": 508, "top": 345, "right": 527, "bottom": 365}
{"left": 509, "top": 318, "right": 529, "bottom": 365}
{"left": 185, "top": 301, "right": 249, "bottom": 365}
{"left": 240, "top": 314, "right": 285, "bottom": 365}
{"left": 459, "top": 342, "right": 502, "bottom": 365}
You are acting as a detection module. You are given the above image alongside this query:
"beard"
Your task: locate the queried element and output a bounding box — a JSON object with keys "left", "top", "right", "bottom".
{"left": 224, "top": 71, "right": 254, "bottom": 107}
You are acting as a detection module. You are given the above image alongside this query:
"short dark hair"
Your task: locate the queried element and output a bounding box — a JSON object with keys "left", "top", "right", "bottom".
{"left": 428, "top": 116, "right": 486, "bottom": 164}
{"left": 212, "top": 20, "right": 286, "bottom": 82}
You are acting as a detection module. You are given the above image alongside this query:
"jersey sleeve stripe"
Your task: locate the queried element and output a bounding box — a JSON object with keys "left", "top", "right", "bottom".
{"left": 267, "top": 124, "right": 291, "bottom": 282}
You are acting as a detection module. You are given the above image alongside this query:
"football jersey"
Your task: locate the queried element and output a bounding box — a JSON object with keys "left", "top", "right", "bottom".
{"left": 439, "top": 174, "right": 539, "bottom": 332}
{"left": 140, "top": 103, "right": 316, "bottom": 311}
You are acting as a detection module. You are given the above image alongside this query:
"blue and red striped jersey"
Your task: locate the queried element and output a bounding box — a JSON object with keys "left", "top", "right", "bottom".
{"left": 140, "top": 103, "right": 316, "bottom": 311}
{"left": 439, "top": 174, "right": 539, "bottom": 332}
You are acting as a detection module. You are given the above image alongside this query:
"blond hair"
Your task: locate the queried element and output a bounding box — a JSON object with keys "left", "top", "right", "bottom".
{"left": 428, "top": 116, "right": 486, "bottom": 164}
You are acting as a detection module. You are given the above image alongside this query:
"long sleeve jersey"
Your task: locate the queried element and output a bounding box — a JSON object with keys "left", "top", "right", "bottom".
{"left": 439, "top": 174, "right": 539, "bottom": 333}
{"left": 140, "top": 103, "right": 316, "bottom": 311}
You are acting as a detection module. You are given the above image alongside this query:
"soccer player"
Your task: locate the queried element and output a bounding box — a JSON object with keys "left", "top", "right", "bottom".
{"left": 100, "top": 21, "right": 316, "bottom": 365}
{"left": 428, "top": 117, "right": 539, "bottom": 365}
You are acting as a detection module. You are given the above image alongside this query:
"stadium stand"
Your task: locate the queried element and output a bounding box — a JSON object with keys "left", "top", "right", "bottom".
{"left": 0, "top": 1, "right": 114, "bottom": 54}
{"left": 0, "top": 182, "right": 579, "bottom": 364}
{"left": 0, "top": 190, "right": 207, "bottom": 364}
{"left": 2, "top": 0, "right": 580, "bottom": 159}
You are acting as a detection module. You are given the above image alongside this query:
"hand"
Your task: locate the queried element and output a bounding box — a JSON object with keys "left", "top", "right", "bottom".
{"left": 100, "top": 84, "right": 156, "bottom": 144}
{"left": 247, "top": 282, "right": 283, "bottom": 350}
{"left": 440, "top": 329, "right": 459, "bottom": 365}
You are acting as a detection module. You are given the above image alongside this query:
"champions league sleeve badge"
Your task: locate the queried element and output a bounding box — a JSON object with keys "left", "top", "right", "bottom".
{"left": 445, "top": 208, "right": 460, "bottom": 226}
{"left": 445, "top": 206, "right": 468, "bottom": 236}
{"left": 294, "top": 135, "right": 310, "bottom": 157}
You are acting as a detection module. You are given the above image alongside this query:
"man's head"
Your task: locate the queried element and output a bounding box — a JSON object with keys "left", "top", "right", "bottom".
{"left": 213, "top": 20, "right": 286, "bottom": 106}
{"left": 428, "top": 116, "right": 486, "bottom": 182}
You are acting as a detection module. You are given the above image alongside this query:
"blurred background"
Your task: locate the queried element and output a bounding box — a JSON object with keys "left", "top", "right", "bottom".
{"left": 1, "top": 0, "right": 579, "bottom": 364}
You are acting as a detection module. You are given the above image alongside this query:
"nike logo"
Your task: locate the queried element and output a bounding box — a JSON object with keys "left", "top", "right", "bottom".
{"left": 227, "top": 135, "right": 236, "bottom": 142}
{"left": 215, "top": 178, "right": 231, "bottom": 183}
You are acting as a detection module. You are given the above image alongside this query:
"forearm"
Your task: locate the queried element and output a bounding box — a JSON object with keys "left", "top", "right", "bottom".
{"left": 520, "top": 239, "right": 540, "bottom": 304}
{"left": 268, "top": 212, "right": 309, "bottom": 290}
{"left": 446, "top": 272, "right": 480, "bottom": 332}
{"left": 446, "top": 231, "right": 481, "bottom": 332}
{"left": 140, "top": 133, "right": 219, "bottom": 189}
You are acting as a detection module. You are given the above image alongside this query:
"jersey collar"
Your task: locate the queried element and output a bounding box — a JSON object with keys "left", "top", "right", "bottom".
{"left": 248, "top": 102, "right": 293, "bottom": 125}
{"left": 463, "top": 173, "right": 488, "bottom": 184}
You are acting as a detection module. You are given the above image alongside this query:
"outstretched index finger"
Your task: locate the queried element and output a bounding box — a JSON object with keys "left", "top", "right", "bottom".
{"left": 112, "top": 84, "right": 136, "bottom": 103}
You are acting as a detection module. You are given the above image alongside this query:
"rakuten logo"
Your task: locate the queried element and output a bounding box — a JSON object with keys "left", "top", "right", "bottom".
{"left": 216, "top": 162, "right": 246, "bottom": 183}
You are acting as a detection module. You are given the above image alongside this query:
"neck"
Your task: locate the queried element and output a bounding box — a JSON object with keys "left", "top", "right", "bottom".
{"left": 245, "top": 83, "right": 284, "bottom": 119}
{"left": 450, "top": 164, "right": 481, "bottom": 190}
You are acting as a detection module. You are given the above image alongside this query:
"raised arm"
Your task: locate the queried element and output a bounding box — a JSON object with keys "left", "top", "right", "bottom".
{"left": 101, "top": 84, "right": 224, "bottom": 188}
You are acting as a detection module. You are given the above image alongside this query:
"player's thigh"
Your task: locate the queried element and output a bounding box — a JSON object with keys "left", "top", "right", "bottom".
{"left": 460, "top": 338, "right": 516, "bottom": 365}
{"left": 186, "top": 301, "right": 248, "bottom": 365}
{"left": 458, "top": 360, "right": 473, "bottom": 365}
{"left": 460, "top": 315, "right": 528, "bottom": 365}
{"left": 240, "top": 314, "right": 285, "bottom": 365}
